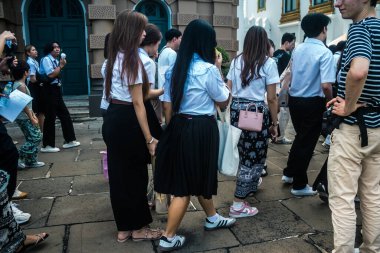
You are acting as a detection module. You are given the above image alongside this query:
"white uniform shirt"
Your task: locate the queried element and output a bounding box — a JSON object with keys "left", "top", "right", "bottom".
{"left": 100, "top": 60, "right": 109, "bottom": 110}
{"left": 289, "top": 38, "right": 336, "bottom": 98}
{"left": 227, "top": 55, "right": 280, "bottom": 101}
{"left": 110, "top": 50, "right": 155, "bottom": 102}
{"left": 40, "top": 54, "right": 60, "bottom": 84}
{"left": 158, "top": 47, "right": 177, "bottom": 100}
{"left": 26, "top": 57, "right": 39, "bottom": 84}
{"left": 163, "top": 53, "right": 229, "bottom": 116}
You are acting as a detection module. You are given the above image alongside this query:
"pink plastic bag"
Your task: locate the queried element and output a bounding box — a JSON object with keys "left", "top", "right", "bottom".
{"left": 100, "top": 151, "right": 108, "bottom": 180}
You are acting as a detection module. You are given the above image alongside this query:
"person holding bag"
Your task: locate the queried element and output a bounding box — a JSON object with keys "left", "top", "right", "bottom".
{"left": 227, "top": 26, "right": 279, "bottom": 218}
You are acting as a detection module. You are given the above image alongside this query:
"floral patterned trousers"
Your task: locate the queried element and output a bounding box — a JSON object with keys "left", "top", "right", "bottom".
{"left": 15, "top": 119, "right": 42, "bottom": 166}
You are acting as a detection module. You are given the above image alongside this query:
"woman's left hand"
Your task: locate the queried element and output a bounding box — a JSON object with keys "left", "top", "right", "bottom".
{"left": 269, "top": 125, "right": 278, "bottom": 139}
{"left": 147, "top": 138, "right": 159, "bottom": 156}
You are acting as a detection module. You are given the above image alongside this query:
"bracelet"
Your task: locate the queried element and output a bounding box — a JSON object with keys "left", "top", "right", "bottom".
{"left": 271, "top": 121, "right": 279, "bottom": 127}
{"left": 147, "top": 137, "right": 155, "bottom": 144}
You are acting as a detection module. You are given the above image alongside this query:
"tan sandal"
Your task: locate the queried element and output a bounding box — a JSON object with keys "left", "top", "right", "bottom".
{"left": 132, "top": 228, "right": 163, "bottom": 242}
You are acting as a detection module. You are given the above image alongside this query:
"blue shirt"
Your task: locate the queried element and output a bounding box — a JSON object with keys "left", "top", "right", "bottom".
{"left": 163, "top": 53, "right": 229, "bottom": 116}
{"left": 289, "top": 38, "right": 336, "bottom": 98}
{"left": 40, "top": 54, "right": 60, "bottom": 84}
{"left": 26, "top": 57, "right": 39, "bottom": 84}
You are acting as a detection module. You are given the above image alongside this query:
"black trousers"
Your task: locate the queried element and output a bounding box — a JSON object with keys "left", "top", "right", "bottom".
{"left": 283, "top": 96, "right": 325, "bottom": 190}
{"left": 313, "top": 158, "right": 328, "bottom": 192}
{"left": 42, "top": 85, "right": 76, "bottom": 147}
{"left": 102, "top": 102, "right": 161, "bottom": 231}
{"left": 0, "top": 121, "right": 19, "bottom": 198}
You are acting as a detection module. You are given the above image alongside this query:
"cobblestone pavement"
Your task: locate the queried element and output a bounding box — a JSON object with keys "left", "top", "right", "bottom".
{"left": 6, "top": 119, "right": 363, "bottom": 253}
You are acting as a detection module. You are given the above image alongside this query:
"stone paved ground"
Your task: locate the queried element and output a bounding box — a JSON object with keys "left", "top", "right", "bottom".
{"left": 5, "top": 119, "right": 363, "bottom": 253}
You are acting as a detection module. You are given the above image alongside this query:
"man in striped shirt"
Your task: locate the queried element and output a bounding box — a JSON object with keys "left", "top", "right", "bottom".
{"left": 328, "top": 0, "right": 380, "bottom": 252}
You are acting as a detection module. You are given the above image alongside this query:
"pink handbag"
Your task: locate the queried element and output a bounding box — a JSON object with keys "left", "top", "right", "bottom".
{"left": 238, "top": 103, "right": 263, "bottom": 132}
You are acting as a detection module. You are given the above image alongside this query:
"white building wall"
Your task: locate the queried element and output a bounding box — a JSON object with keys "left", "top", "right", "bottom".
{"left": 237, "top": 0, "right": 379, "bottom": 53}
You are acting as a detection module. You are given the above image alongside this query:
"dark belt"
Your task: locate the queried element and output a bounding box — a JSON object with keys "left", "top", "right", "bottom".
{"left": 352, "top": 107, "right": 380, "bottom": 147}
{"left": 179, "top": 113, "right": 214, "bottom": 119}
{"left": 110, "top": 99, "right": 133, "bottom": 105}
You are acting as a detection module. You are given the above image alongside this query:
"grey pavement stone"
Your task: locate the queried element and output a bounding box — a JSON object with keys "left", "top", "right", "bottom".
{"left": 230, "top": 237, "right": 320, "bottom": 253}
{"left": 72, "top": 174, "right": 109, "bottom": 195}
{"left": 255, "top": 175, "right": 294, "bottom": 201}
{"left": 152, "top": 211, "right": 240, "bottom": 252}
{"left": 195, "top": 249, "right": 228, "bottom": 253}
{"left": 38, "top": 150, "right": 78, "bottom": 163}
{"left": 48, "top": 193, "right": 113, "bottom": 226}
{"left": 17, "top": 165, "right": 51, "bottom": 180}
{"left": 23, "top": 225, "right": 65, "bottom": 253}
{"left": 228, "top": 201, "right": 313, "bottom": 244}
{"left": 16, "top": 198, "right": 54, "bottom": 229}
{"left": 18, "top": 177, "right": 73, "bottom": 199}
{"left": 50, "top": 159, "right": 102, "bottom": 177}
{"left": 308, "top": 232, "right": 334, "bottom": 253}
{"left": 282, "top": 197, "right": 332, "bottom": 231}
{"left": 268, "top": 143, "right": 292, "bottom": 156}
{"left": 68, "top": 221, "right": 155, "bottom": 253}
{"left": 76, "top": 148, "right": 105, "bottom": 161}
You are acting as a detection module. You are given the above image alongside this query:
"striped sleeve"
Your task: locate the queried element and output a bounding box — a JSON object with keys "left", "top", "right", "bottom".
{"left": 343, "top": 24, "right": 372, "bottom": 68}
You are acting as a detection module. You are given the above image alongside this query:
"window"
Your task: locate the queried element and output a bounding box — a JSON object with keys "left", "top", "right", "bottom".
{"left": 258, "top": 0, "right": 266, "bottom": 11}
{"left": 280, "top": 0, "right": 300, "bottom": 24}
{"left": 309, "top": 0, "right": 334, "bottom": 14}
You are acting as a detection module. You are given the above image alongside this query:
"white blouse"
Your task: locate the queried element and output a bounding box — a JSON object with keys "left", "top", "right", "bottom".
{"left": 110, "top": 50, "right": 155, "bottom": 102}
{"left": 227, "top": 55, "right": 280, "bottom": 101}
{"left": 163, "top": 53, "right": 229, "bottom": 116}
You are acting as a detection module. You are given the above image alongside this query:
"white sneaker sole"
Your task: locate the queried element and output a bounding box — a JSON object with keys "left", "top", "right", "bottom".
{"left": 229, "top": 209, "right": 259, "bottom": 218}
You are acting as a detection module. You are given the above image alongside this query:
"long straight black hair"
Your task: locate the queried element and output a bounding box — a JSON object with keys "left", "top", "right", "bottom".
{"left": 171, "top": 19, "right": 217, "bottom": 113}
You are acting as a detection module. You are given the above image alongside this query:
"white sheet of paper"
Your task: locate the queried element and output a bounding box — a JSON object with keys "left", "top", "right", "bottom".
{"left": 0, "top": 89, "right": 33, "bottom": 122}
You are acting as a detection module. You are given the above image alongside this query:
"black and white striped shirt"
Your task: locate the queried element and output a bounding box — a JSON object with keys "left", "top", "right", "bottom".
{"left": 337, "top": 17, "right": 380, "bottom": 128}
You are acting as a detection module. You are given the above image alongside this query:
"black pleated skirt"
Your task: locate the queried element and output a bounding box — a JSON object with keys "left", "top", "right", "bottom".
{"left": 154, "top": 114, "right": 219, "bottom": 199}
{"left": 102, "top": 101, "right": 161, "bottom": 231}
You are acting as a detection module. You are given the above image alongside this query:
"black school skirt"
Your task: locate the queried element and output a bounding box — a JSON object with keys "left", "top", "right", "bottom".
{"left": 154, "top": 114, "right": 219, "bottom": 199}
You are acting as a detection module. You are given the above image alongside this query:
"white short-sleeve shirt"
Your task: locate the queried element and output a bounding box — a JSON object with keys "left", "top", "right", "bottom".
{"left": 158, "top": 47, "right": 177, "bottom": 100}
{"left": 139, "top": 48, "right": 156, "bottom": 88}
{"left": 227, "top": 55, "right": 280, "bottom": 101}
{"left": 100, "top": 60, "right": 109, "bottom": 110}
{"left": 110, "top": 50, "right": 152, "bottom": 102}
{"left": 289, "top": 38, "right": 336, "bottom": 98}
{"left": 163, "top": 53, "right": 229, "bottom": 116}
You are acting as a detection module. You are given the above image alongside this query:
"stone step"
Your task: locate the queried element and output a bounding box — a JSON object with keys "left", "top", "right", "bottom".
{"left": 63, "top": 95, "right": 90, "bottom": 120}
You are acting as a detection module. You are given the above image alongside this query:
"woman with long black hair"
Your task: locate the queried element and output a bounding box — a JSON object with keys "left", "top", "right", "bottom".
{"left": 102, "top": 10, "right": 162, "bottom": 243}
{"left": 154, "top": 19, "right": 235, "bottom": 251}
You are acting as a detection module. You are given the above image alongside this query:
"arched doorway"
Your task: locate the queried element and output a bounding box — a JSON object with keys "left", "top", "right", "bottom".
{"left": 135, "top": 0, "right": 170, "bottom": 50}
{"left": 28, "top": 0, "right": 88, "bottom": 95}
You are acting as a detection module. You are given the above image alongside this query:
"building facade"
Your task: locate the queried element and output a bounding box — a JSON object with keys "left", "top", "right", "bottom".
{"left": 0, "top": 0, "right": 239, "bottom": 115}
{"left": 238, "top": 0, "right": 380, "bottom": 52}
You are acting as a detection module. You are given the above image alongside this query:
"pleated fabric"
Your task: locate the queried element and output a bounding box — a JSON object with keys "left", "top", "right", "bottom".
{"left": 154, "top": 114, "right": 219, "bottom": 199}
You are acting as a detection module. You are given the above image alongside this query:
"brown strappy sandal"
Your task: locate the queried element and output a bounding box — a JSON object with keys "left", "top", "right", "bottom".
{"left": 132, "top": 228, "right": 163, "bottom": 242}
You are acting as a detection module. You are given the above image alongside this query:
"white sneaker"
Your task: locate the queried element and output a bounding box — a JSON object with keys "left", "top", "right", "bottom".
{"left": 204, "top": 214, "right": 236, "bottom": 230}
{"left": 158, "top": 235, "right": 186, "bottom": 252}
{"left": 18, "top": 161, "right": 26, "bottom": 169}
{"left": 62, "top": 141, "right": 80, "bottom": 149}
{"left": 11, "top": 202, "right": 31, "bottom": 225}
{"left": 282, "top": 175, "right": 293, "bottom": 184}
{"left": 25, "top": 161, "right": 45, "bottom": 168}
{"left": 291, "top": 185, "right": 317, "bottom": 196}
{"left": 354, "top": 248, "right": 359, "bottom": 253}
{"left": 41, "top": 146, "right": 60, "bottom": 153}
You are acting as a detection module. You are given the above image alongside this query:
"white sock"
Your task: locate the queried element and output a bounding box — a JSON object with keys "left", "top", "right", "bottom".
{"left": 166, "top": 235, "right": 175, "bottom": 241}
{"left": 207, "top": 213, "right": 219, "bottom": 222}
{"left": 232, "top": 201, "right": 244, "bottom": 209}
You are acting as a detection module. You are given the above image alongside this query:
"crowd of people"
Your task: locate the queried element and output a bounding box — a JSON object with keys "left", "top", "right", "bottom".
{"left": 1, "top": 0, "right": 379, "bottom": 252}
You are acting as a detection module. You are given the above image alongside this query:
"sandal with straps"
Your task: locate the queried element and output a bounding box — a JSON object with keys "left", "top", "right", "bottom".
{"left": 132, "top": 228, "right": 163, "bottom": 242}
{"left": 117, "top": 231, "right": 132, "bottom": 243}
{"left": 17, "top": 233, "right": 49, "bottom": 252}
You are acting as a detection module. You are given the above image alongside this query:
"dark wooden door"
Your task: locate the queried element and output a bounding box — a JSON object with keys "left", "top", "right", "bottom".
{"left": 28, "top": 0, "right": 87, "bottom": 95}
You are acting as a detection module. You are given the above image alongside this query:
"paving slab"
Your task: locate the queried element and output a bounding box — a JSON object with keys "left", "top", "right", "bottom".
{"left": 282, "top": 197, "right": 332, "bottom": 231}
{"left": 48, "top": 193, "right": 113, "bottom": 226}
{"left": 152, "top": 211, "right": 240, "bottom": 252}
{"left": 23, "top": 225, "right": 65, "bottom": 253}
{"left": 68, "top": 221, "right": 154, "bottom": 253}
{"left": 255, "top": 174, "right": 294, "bottom": 201}
{"left": 17, "top": 165, "right": 51, "bottom": 180}
{"left": 18, "top": 177, "right": 72, "bottom": 199}
{"left": 16, "top": 198, "right": 54, "bottom": 229}
{"left": 38, "top": 149, "right": 78, "bottom": 163}
{"left": 75, "top": 148, "right": 105, "bottom": 161}
{"left": 195, "top": 249, "right": 228, "bottom": 253}
{"left": 228, "top": 201, "right": 313, "bottom": 244}
{"left": 230, "top": 237, "right": 320, "bottom": 253}
{"left": 308, "top": 232, "right": 334, "bottom": 253}
{"left": 50, "top": 159, "right": 102, "bottom": 177}
{"left": 71, "top": 174, "right": 109, "bottom": 195}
